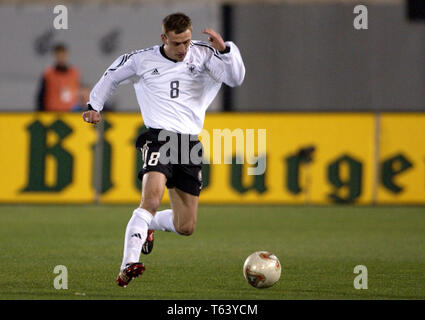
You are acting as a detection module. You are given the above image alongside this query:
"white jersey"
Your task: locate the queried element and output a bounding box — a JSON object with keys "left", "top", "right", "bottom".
{"left": 89, "top": 40, "right": 245, "bottom": 134}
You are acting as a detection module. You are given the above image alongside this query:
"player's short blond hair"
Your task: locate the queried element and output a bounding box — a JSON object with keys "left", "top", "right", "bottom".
{"left": 162, "top": 13, "right": 192, "bottom": 35}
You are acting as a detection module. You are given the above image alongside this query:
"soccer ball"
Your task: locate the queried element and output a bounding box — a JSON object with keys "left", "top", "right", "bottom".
{"left": 243, "top": 251, "right": 281, "bottom": 288}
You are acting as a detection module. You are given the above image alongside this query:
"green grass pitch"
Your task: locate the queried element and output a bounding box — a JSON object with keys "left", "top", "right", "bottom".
{"left": 0, "top": 204, "right": 424, "bottom": 300}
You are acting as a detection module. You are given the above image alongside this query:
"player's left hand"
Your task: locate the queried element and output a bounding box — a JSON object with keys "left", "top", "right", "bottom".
{"left": 202, "top": 28, "right": 226, "bottom": 52}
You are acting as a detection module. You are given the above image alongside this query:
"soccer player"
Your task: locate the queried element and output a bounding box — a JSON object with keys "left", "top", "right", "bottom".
{"left": 82, "top": 13, "right": 245, "bottom": 287}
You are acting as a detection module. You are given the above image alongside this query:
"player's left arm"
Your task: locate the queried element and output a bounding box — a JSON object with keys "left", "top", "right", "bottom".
{"left": 202, "top": 28, "right": 246, "bottom": 87}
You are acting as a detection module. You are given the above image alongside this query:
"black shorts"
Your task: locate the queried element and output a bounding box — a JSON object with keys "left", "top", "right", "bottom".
{"left": 136, "top": 128, "right": 203, "bottom": 196}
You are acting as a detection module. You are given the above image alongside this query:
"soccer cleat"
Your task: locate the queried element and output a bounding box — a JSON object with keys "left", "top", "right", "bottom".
{"left": 116, "top": 262, "right": 145, "bottom": 287}
{"left": 141, "top": 230, "right": 154, "bottom": 255}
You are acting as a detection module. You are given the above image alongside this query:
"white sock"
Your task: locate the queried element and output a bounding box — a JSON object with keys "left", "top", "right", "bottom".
{"left": 120, "top": 208, "right": 153, "bottom": 270}
{"left": 149, "top": 209, "right": 176, "bottom": 233}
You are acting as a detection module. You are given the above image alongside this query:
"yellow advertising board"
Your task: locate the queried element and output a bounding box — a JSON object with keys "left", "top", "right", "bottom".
{"left": 377, "top": 114, "right": 425, "bottom": 204}
{"left": 197, "top": 113, "right": 375, "bottom": 204}
{"left": 0, "top": 112, "right": 424, "bottom": 204}
{"left": 0, "top": 113, "right": 96, "bottom": 203}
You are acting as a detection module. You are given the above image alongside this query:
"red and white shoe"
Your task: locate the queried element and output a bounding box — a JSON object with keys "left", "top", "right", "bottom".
{"left": 116, "top": 262, "right": 145, "bottom": 287}
{"left": 141, "top": 230, "right": 154, "bottom": 255}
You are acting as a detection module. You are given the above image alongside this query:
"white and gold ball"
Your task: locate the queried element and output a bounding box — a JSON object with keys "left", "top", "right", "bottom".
{"left": 243, "top": 251, "right": 281, "bottom": 288}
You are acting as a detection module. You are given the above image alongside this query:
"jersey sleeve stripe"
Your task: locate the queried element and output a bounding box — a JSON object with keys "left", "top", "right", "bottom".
{"left": 105, "top": 47, "right": 155, "bottom": 75}
{"left": 192, "top": 42, "right": 223, "bottom": 61}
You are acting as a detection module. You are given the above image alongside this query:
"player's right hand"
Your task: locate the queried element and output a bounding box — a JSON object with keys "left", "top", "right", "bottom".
{"left": 82, "top": 110, "right": 101, "bottom": 124}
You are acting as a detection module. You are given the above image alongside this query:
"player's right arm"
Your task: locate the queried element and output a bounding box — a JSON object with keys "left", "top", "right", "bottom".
{"left": 83, "top": 53, "right": 138, "bottom": 124}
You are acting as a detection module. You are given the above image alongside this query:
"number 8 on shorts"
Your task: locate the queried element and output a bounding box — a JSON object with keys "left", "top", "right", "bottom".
{"left": 147, "top": 152, "right": 160, "bottom": 166}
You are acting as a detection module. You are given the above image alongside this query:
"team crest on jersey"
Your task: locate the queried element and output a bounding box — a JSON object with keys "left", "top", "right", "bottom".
{"left": 187, "top": 63, "right": 196, "bottom": 74}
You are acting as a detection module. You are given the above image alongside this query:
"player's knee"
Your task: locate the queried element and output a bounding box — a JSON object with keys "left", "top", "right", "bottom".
{"left": 177, "top": 222, "right": 196, "bottom": 236}
{"left": 178, "top": 227, "right": 194, "bottom": 236}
